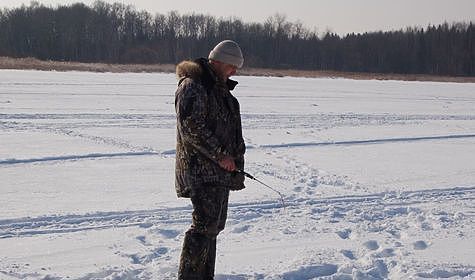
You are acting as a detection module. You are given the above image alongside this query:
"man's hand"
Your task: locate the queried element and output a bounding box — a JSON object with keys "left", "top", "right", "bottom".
{"left": 218, "top": 156, "right": 236, "bottom": 172}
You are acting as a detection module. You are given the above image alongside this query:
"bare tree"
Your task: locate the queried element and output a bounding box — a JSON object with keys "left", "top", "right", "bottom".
{"left": 0, "top": 1, "right": 473, "bottom": 76}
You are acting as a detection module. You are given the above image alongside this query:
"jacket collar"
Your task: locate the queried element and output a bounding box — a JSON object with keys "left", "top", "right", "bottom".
{"left": 195, "top": 58, "right": 238, "bottom": 91}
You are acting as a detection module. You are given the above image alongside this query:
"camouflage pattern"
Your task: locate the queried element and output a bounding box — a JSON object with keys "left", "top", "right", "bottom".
{"left": 174, "top": 58, "right": 246, "bottom": 198}
{"left": 178, "top": 185, "right": 229, "bottom": 280}
{"left": 175, "top": 58, "right": 246, "bottom": 279}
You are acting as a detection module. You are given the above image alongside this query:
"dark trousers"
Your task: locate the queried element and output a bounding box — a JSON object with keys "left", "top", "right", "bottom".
{"left": 178, "top": 185, "right": 230, "bottom": 280}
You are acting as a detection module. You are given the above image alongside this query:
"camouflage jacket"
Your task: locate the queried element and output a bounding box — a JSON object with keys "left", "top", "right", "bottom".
{"left": 174, "top": 58, "right": 246, "bottom": 198}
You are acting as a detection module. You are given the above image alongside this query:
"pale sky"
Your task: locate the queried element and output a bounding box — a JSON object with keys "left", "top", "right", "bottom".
{"left": 1, "top": 0, "right": 474, "bottom": 35}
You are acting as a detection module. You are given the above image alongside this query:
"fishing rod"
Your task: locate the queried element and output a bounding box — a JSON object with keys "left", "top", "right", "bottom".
{"left": 234, "top": 169, "right": 286, "bottom": 210}
{"left": 183, "top": 139, "right": 286, "bottom": 209}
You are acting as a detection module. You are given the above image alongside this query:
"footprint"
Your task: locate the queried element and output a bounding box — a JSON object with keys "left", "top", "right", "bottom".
{"left": 417, "top": 269, "right": 472, "bottom": 278}
{"left": 375, "top": 248, "right": 395, "bottom": 258}
{"left": 139, "top": 222, "right": 154, "bottom": 229}
{"left": 336, "top": 228, "right": 352, "bottom": 239}
{"left": 393, "top": 241, "right": 403, "bottom": 247}
{"left": 153, "top": 228, "right": 181, "bottom": 239}
{"left": 281, "top": 264, "right": 338, "bottom": 279}
{"left": 363, "top": 240, "right": 379, "bottom": 250}
{"left": 128, "top": 247, "right": 169, "bottom": 265}
{"left": 387, "top": 228, "right": 401, "bottom": 239}
{"left": 421, "top": 222, "right": 433, "bottom": 231}
{"left": 341, "top": 250, "right": 356, "bottom": 260}
{"left": 368, "top": 259, "right": 389, "bottom": 278}
{"left": 307, "top": 176, "right": 319, "bottom": 188}
{"left": 413, "top": 240, "right": 428, "bottom": 250}
{"left": 136, "top": 235, "right": 149, "bottom": 245}
{"left": 231, "top": 225, "right": 252, "bottom": 233}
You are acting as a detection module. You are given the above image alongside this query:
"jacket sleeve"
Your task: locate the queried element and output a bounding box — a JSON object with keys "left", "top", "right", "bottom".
{"left": 175, "top": 79, "right": 225, "bottom": 161}
{"left": 234, "top": 98, "right": 246, "bottom": 157}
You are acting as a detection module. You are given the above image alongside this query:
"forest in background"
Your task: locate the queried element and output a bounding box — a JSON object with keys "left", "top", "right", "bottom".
{"left": 0, "top": 1, "right": 474, "bottom": 76}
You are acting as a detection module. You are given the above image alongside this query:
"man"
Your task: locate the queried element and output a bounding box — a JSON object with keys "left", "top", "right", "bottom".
{"left": 174, "top": 40, "right": 246, "bottom": 279}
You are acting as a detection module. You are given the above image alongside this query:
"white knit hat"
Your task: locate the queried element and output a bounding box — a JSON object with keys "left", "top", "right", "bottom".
{"left": 208, "top": 40, "right": 244, "bottom": 68}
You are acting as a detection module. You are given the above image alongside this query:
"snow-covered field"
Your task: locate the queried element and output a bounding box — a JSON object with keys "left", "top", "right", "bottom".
{"left": 1, "top": 70, "right": 474, "bottom": 280}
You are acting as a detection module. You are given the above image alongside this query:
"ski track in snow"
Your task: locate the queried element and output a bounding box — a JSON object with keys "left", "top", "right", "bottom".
{"left": 3, "top": 113, "right": 475, "bottom": 131}
{"left": 4, "top": 111, "right": 475, "bottom": 169}
{"left": 0, "top": 186, "right": 473, "bottom": 239}
{"left": 0, "top": 151, "right": 160, "bottom": 165}
{"left": 1, "top": 186, "right": 473, "bottom": 239}
{"left": 259, "top": 134, "right": 475, "bottom": 149}
{"left": 3, "top": 133, "right": 475, "bottom": 166}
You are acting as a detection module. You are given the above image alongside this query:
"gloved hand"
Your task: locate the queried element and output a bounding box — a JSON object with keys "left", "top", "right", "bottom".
{"left": 229, "top": 170, "right": 245, "bottom": 191}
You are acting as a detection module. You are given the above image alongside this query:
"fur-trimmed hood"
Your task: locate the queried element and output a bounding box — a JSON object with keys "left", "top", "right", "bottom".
{"left": 176, "top": 60, "right": 203, "bottom": 81}
{"left": 175, "top": 58, "right": 238, "bottom": 91}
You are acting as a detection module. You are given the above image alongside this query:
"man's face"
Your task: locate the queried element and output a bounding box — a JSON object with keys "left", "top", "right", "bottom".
{"left": 222, "top": 63, "right": 238, "bottom": 79}
{"left": 212, "top": 61, "right": 238, "bottom": 80}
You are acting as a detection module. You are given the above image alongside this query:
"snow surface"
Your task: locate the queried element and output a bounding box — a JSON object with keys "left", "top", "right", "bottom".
{"left": 1, "top": 69, "right": 474, "bottom": 279}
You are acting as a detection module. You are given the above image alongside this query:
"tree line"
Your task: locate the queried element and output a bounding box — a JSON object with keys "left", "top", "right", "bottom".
{"left": 1, "top": 1, "right": 474, "bottom": 76}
